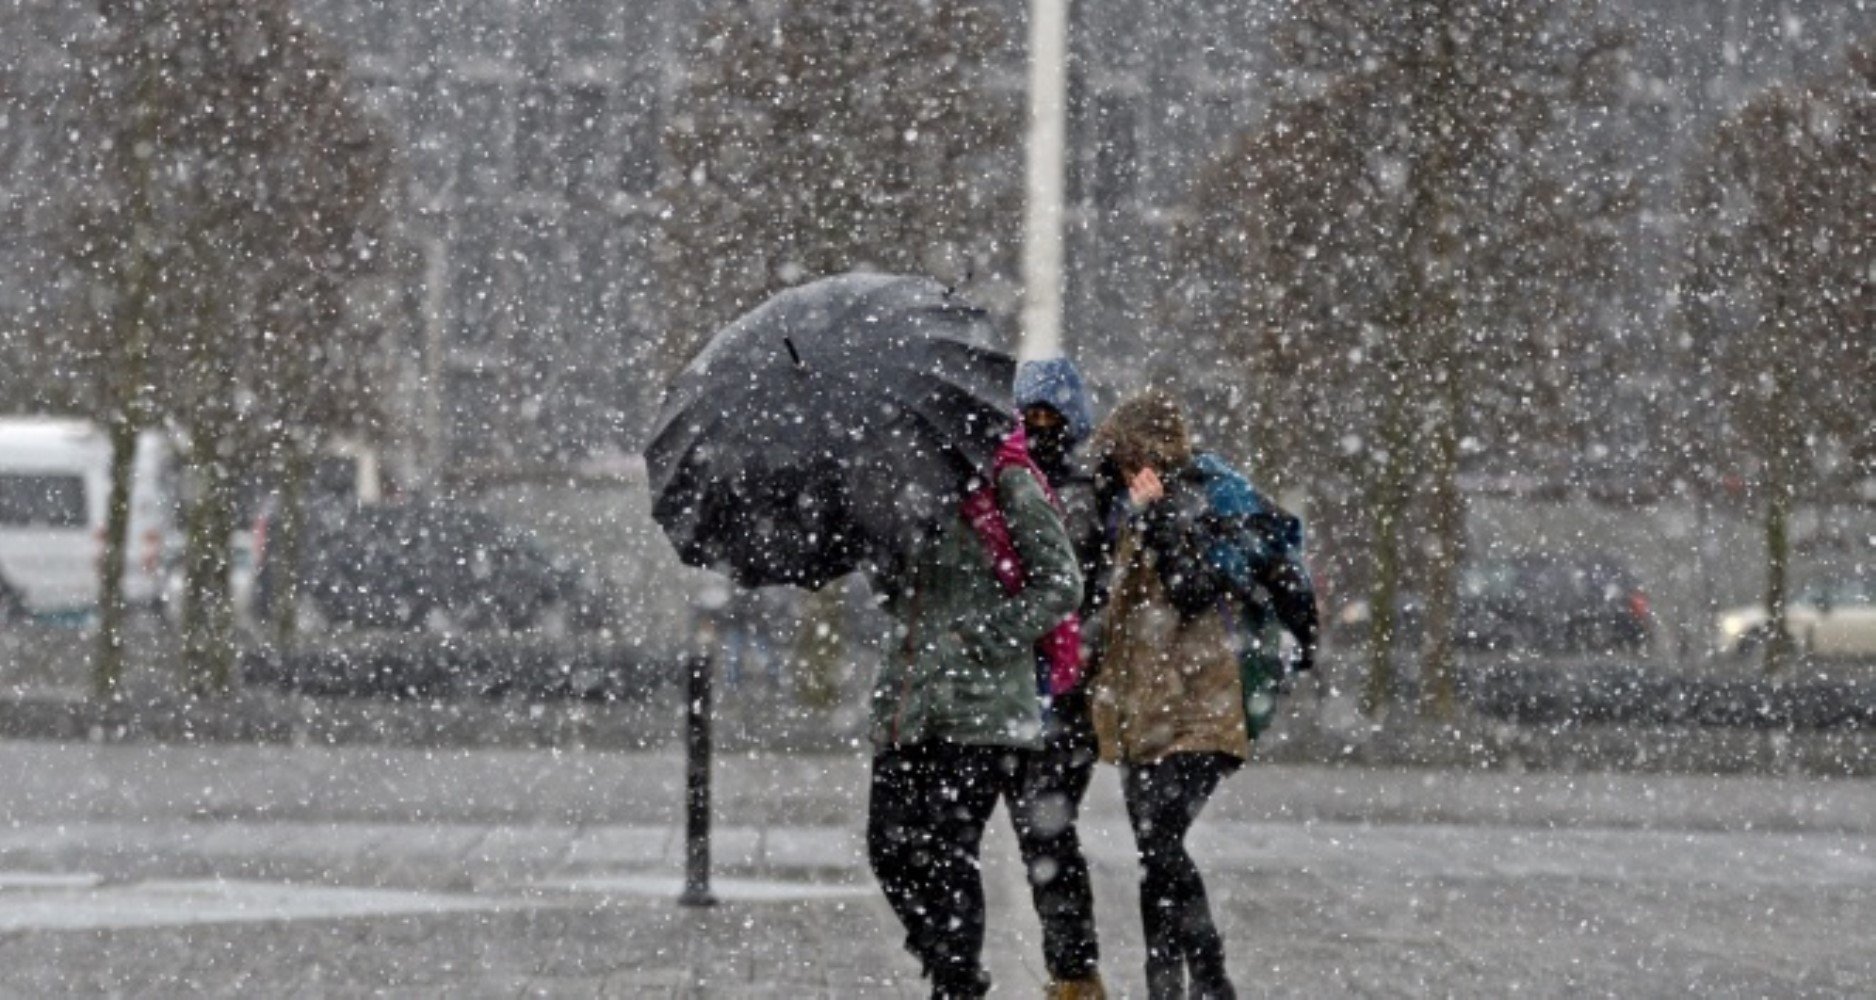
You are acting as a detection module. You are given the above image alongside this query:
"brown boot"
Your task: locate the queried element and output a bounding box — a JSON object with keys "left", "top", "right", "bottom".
{"left": 1044, "top": 973, "right": 1109, "bottom": 1000}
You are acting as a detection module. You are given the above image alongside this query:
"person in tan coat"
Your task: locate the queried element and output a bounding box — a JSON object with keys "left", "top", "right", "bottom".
{"left": 1088, "top": 391, "right": 1317, "bottom": 1000}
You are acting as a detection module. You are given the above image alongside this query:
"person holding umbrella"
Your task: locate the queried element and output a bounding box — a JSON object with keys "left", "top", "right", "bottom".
{"left": 864, "top": 422, "right": 1083, "bottom": 999}
{"left": 645, "top": 274, "right": 1083, "bottom": 997}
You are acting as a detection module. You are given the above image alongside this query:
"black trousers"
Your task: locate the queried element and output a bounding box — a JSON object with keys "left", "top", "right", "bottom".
{"left": 868, "top": 741, "right": 1025, "bottom": 998}
{"left": 1123, "top": 752, "right": 1242, "bottom": 1000}
{"left": 1002, "top": 689, "right": 1101, "bottom": 980}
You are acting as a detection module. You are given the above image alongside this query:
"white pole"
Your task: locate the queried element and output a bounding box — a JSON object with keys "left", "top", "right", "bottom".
{"left": 1020, "top": 0, "right": 1069, "bottom": 361}
{"left": 421, "top": 235, "right": 449, "bottom": 484}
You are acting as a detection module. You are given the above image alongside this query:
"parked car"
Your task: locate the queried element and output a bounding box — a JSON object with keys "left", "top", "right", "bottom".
{"left": 0, "top": 418, "right": 177, "bottom": 618}
{"left": 1457, "top": 554, "right": 1652, "bottom": 653}
{"left": 254, "top": 498, "right": 618, "bottom": 638}
{"left": 1333, "top": 552, "right": 1653, "bottom": 654}
{"left": 1716, "top": 576, "right": 1876, "bottom": 659}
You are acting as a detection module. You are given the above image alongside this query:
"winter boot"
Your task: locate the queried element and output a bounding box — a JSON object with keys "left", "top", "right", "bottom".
{"left": 1044, "top": 972, "right": 1110, "bottom": 999}
{"left": 1188, "top": 970, "right": 1237, "bottom": 1000}
{"left": 931, "top": 966, "right": 992, "bottom": 999}
{"left": 1145, "top": 960, "right": 1186, "bottom": 1000}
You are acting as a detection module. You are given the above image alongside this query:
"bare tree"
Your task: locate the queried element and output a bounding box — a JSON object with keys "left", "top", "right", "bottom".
{"left": 1169, "top": 0, "right": 1634, "bottom": 717}
{"left": 654, "top": 0, "right": 1022, "bottom": 376}
{"left": 59, "top": 4, "right": 184, "bottom": 695}
{"left": 1683, "top": 43, "right": 1876, "bottom": 674}
{"left": 64, "top": 0, "right": 394, "bottom": 692}
{"left": 237, "top": 38, "right": 396, "bottom": 658}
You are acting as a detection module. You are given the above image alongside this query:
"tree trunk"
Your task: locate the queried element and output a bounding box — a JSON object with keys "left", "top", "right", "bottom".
{"left": 93, "top": 417, "right": 138, "bottom": 699}
{"left": 92, "top": 157, "right": 156, "bottom": 700}
{"left": 1362, "top": 381, "right": 1411, "bottom": 718}
{"left": 181, "top": 434, "right": 238, "bottom": 695}
{"left": 268, "top": 437, "right": 311, "bottom": 657}
{"left": 1418, "top": 364, "right": 1466, "bottom": 720}
{"left": 1412, "top": 0, "right": 1467, "bottom": 722}
{"left": 1762, "top": 439, "right": 1795, "bottom": 676}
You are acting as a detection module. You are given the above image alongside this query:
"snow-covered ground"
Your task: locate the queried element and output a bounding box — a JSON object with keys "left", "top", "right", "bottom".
{"left": 0, "top": 742, "right": 1871, "bottom": 995}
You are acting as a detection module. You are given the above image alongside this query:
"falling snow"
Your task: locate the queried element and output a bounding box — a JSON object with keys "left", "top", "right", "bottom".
{"left": 0, "top": 0, "right": 1873, "bottom": 996}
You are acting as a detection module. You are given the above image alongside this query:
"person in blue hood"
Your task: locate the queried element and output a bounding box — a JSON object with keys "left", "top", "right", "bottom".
{"left": 1016, "top": 357, "right": 1096, "bottom": 478}
{"left": 1006, "top": 357, "right": 1112, "bottom": 999}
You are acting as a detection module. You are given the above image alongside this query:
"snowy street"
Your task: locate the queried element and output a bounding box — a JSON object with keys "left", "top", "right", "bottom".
{"left": 4, "top": 0, "right": 1874, "bottom": 995}
{"left": 1, "top": 741, "right": 1871, "bottom": 997}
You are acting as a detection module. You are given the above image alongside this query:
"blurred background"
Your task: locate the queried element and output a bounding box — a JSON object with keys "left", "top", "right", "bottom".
{"left": 0, "top": 0, "right": 1870, "bottom": 718}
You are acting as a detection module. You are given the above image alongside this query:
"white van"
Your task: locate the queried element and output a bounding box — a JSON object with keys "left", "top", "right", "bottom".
{"left": 0, "top": 417, "right": 176, "bottom": 619}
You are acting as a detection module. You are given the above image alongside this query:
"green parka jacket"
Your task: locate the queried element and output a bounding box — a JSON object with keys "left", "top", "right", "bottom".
{"left": 869, "top": 466, "right": 1082, "bottom": 750}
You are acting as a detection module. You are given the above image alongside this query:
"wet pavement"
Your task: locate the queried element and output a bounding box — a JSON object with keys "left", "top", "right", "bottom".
{"left": 1, "top": 742, "right": 1873, "bottom": 997}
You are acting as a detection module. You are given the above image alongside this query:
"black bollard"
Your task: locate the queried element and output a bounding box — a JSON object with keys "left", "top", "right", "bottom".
{"left": 678, "top": 653, "right": 718, "bottom": 907}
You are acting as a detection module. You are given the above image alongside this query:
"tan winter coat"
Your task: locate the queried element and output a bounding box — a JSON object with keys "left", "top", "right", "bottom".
{"left": 1091, "top": 526, "right": 1250, "bottom": 765}
{"left": 1086, "top": 391, "right": 1250, "bottom": 764}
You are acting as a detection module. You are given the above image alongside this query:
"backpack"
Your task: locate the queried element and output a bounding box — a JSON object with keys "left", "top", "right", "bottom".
{"left": 959, "top": 427, "right": 1085, "bottom": 697}
{"left": 1189, "top": 453, "right": 1308, "bottom": 740}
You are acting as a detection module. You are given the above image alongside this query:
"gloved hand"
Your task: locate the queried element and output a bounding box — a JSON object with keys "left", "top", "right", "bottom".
{"left": 1292, "top": 643, "right": 1316, "bottom": 675}
{"left": 1137, "top": 498, "right": 1183, "bottom": 555}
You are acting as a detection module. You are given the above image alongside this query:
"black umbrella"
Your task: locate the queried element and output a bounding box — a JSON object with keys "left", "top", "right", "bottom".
{"left": 645, "top": 273, "right": 1016, "bottom": 589}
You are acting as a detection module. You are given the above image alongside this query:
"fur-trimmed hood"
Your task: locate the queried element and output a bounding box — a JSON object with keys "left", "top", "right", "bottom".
{"left": 1090, "top": 390, "right": 1194, "bottom": 474}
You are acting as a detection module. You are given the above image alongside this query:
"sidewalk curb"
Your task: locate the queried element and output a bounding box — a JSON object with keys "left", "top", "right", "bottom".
{"left": 4, "top": 687, "right": 1872, "bottom": 776}
{"left": 1256, "top": 699, "right": 1876, "bottom": 777}
{"left": 0, "top": 688, "right": 872, "bottom": 754}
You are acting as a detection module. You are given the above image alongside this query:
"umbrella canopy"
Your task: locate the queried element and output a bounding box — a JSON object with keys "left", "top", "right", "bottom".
{"left": 645, "top": 273, "right": 1016, "bottom": 589}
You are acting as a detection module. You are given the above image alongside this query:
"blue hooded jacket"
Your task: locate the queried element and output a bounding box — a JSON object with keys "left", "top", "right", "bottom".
{"left": 1014, "top": 358, "right": 1095, "bottom": 448}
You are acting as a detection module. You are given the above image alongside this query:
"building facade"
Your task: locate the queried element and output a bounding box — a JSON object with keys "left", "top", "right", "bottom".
{"left": 3, "top": 0, "right": 1869, "bottom": 487}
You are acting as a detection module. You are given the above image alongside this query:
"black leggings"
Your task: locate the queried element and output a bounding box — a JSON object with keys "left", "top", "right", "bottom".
{"left": 868, "top": 742, "right": 1024, "bottom": 998}
{"left": 1123, "top": 752, "right": 1242, "bottom": 1000}
{"left": 1003, "top": 690, "right": 1100, "bottom": 980}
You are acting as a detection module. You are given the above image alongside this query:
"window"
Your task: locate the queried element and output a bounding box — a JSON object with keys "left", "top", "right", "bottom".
{"left": 516, "top": 213, "right": 566, "bottom": 339}
{"left": 358, "top": 80, "right": 411, "bottom": 149}
{"left": 459, "top": 0, "right": 514, "bottom": 60}
{"left": 0, "top": 474, "right": 87, "bottom": 528}
{"left": 515, "top": 83, "right": 560, "bottom": 191}
{"left": 445, "top": 369, "right": 503, "bottom": 462}
{"left": 1064, "top": 68, "right": 1090, "bottom": 205}
{"left": 450, "top": 210, "right": 505, "bottom": 346}
{"left": 516, "top": 0, "right": 559, "bottom": 63}
{"left": 1203, "top": 93, "right": 1241, "bottom": 153}
{"left": 563, "top": 2, "right": 618, "bottom": 59}
{"left": 564, "top": 86, "right": 608, "bottom": 197}
{"left": 407, "top": 1, "right": 447, "bottom": 56}
{"left": 615, "top": 83, "right": 661, "bottom": 195}
{"left": 351, "top": 0, "right": 402, "bottom": 54}
{"left": 1092, "top": 93, "right": 1138, "bottom": 209}
{"left": 454, "top": 83, "right": 510, "bottom": 194}
{"left": 572, "top": 221, "right": 617, "bottom": 333}
{"left": 591, "top": 219, "right": 653, "bottom": 331}
{"left": 412, "top": 128, "right": 454, "bottom": 198}
{"left": 0, "top": 96, "right": 23, "bottom": 178}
